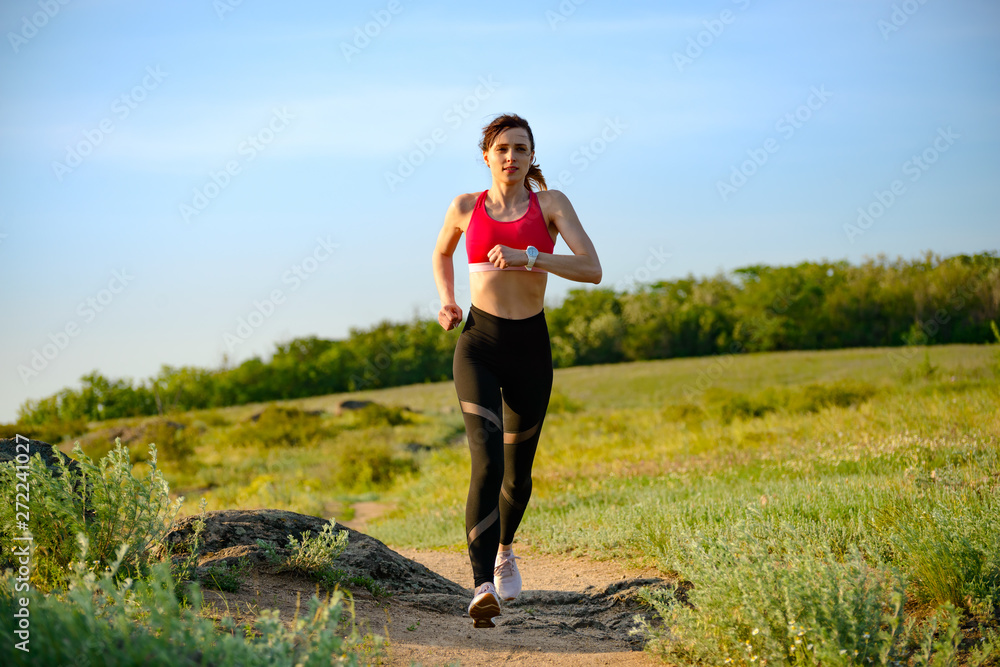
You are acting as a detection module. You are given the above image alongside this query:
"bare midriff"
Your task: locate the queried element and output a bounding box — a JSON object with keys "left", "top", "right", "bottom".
{"left": 470, "top": 270, "right": 548, "bottom": 319}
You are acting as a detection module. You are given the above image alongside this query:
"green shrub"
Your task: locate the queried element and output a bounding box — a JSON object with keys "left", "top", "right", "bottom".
{"left": 786, "top": 381, "right": 877, "bottom": 413}
{"left": 636, "top": 524, "right": 907, "bottom": 666}
{"left": 886, "top": 487, "right": 1000, "bottom": 618}
{"left": 190, "top": 408, "right": 231, "bottom": 428}
{"left": 704, "top": 388, "right": 779, "bottom": 424}
{"left": 143, "top": 418, "right": 198, "bottom": 470}
{"left": 255, "top": 521, "right": 389, "bottom": 599}
{"left": 0, "top": 542, "right": 380, "bottom": 666}
{"left": 662, "top": 402, "right": 704, "bottom": 423}
{"left": 224, "top": 406, "right": 331, "bottom": 448}
{"left": 331, "top": 440, "right": 415, "bottom": 491}
{"left": 548, "top": 390, "right": 584, "bottom": 414}
{"left": 201, "top": 557, "right": 252, "bottom": 593}
{"left": 0, "top": 438, "right": 180, "bottom": 590}
{"left": 351, "top": 403, "right": 411, "bottom": 428}
{"left": 283, "top": 520, "right": 349, "bottom": 575}
{"left": 701, "top": 382, "right": 876, "bottom": 424}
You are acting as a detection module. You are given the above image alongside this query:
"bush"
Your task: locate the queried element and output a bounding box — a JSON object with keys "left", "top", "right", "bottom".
{"left": 224, "top": 406, "right": 332, "bottom": 448}
{"left": 283, "top": 520, "right": 349, "bottom": 575}
{"left": 190, "top": 409, "right": 231, "bottom": 428}
{"left": 142, "top": 418, "right": 198, "bottom": 469}
{"left": 662, "top": 402, "right": 705, "bottom": 424}
{"left": 786, "top": 381, "right": 877, "bottom": 413}
{"left": 351, "top": 403, "right": 411, "bottom": 428}
{"left": 255, "top": 521, "right": 388, "bottom": 599}
{"left": 701, "top": 382, "right": 876, "bottom": 424}
{"left": 704, "top": 388, "right": 779, "bottom": 424}
{"left": 0, "top": 438, "right": 181, "bottom": 590}
{"left": 548, "top": 390, "right": 584, "bottom": 414}
{"left": 0, "top": 544, "right": 380, "bottom": 666}
{"left": 885, "top": 482, "right": 1000, "bottom": 618}
{"left": 201, "top": 557, "right": 252, "bottom": 593}
{"left": 331, "top": 439, "right": 415, "bottom": 491}
{"left": 637, "top": 523, "right": 906, "bottom": 666}
{"left": 634, "top": 521, "right": 1000, "bottom": 667}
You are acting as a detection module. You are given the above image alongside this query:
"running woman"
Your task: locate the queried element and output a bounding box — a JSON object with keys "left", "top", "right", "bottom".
{"left": 431, "top": 114, "right": 602, "bottom": 628}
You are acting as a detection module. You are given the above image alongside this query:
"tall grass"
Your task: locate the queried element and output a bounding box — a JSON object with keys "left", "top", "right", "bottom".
{"left": 364, "top": 345, "right": 999, "bottom": 663}
{"left": 0, "top": 436, "right": 380, "bottom": 665}
{"left": 19, "top": 344, "right": 993, "bottom": 663}
{"left": 0, "top": 439, "right": 181, "bottom": 589}
{"left": 0, "top": 540, "right": 378, "bottom": 666}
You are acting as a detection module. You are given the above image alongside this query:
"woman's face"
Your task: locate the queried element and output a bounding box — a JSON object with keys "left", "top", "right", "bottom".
{"left": 483, "top": 127, "right": 534, "bottom": 186}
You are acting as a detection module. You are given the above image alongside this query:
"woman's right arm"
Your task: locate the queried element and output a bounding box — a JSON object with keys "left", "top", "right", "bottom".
{"left": 432, "top": 194, "right": 473, "bottom": 330}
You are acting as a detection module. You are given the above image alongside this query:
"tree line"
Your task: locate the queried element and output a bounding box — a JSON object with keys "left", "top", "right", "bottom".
{"left": 14, "top": 251, "right": 998, "bottom": 427}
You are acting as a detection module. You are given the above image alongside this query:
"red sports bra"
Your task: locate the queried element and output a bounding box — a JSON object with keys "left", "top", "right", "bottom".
{"left": 466, "top": 190, "right": 555, "bottom": 273}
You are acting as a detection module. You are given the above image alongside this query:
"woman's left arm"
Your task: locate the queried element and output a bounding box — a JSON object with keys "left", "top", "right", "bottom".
{"left": 531, "top": 190, "right": 602, "bottom": 284}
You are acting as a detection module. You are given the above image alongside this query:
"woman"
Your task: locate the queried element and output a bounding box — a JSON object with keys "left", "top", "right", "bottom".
{"left": 431, "top": 113, "right": 602, "bottom": 628}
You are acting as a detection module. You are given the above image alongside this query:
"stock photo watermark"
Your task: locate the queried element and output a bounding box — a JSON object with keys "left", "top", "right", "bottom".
{"left": 223, "top": 236, "right": 339, "bottom": 352}
{"left": 546, "top": 0, "right": 586, "bottom": 30}
{"left": 341, "top": 0, "right": 403, "bottom": 62}
{"left": 843, "top": 126, "right": 958, "bottom": 243}
{"left": 7, "top": 0, "right": 71, "bottom": 53}
{"left": 16, "top": 269, "right": 134, "bottom": 384}
{"left": 384, "top": 75, "right": 500, "bottom": 192}
{"left": 613, "top": 246, "right": 673, "bottom": 293}
{"left": 887, "top": 270, "right": 987, "bottom": 371}
{"left": 673, "top": 0, "right": 751, "bottom": 72}
{"left": 51, "top": 65, "right": 167, "bottom": 182}
{"left": 213, "top": 0, "right": 245, "bottom": 20}
{"left": 716, "top": 85, "right": 832, "bottom": 202}
{"left": 10, "top": 434, "right": 33, "bottom": 653}
{"left": 179, "top": 107, "right": 294, "bottom": 223}
{"left": 547, "top": 117, "right": 628, "bottom": 190}
{"left": 680, "top": 287, "right": 793, "bottom": 401}
{"left": 878, "top": 0, "right": 932, "bottom": 40}
{"left": 351, "top": 336, "right": 407, "bottom": 391}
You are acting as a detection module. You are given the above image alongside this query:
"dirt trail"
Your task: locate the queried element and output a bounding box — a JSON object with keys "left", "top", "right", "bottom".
{"left": 354, "top": 546, "right": 668, "bottom": 666}
{"left": 176, "top": 510, "right": 670, "bottom": 666}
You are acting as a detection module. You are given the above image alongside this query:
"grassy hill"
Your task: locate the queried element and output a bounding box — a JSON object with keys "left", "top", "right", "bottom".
{"left": 48, "top": 343, "right": 1000, "bottom": 664}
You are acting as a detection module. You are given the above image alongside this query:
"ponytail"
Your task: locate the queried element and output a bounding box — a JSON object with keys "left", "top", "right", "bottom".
{"left": 526, "top": 162, "right": 547, "bottom": 192}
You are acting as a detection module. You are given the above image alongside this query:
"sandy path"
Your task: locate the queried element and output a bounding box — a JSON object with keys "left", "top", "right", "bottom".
{"left": 354, "top": 546, "right": 668, "bottom": 666}
{"left": 186, "top": 509, "right": 671, "bottom": 666}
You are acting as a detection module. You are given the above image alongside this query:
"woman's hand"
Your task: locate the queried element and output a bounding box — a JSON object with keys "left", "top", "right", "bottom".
{"left": 438, "top": 303, "right": 463, "bottom": 331}
{"left": 487, "top": 244, "right": 528, "bottom": 269}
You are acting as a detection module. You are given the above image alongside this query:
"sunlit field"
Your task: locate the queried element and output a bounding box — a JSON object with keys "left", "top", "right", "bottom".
{"left": 60, "top": 343, "right": 1000, "bottom": 664}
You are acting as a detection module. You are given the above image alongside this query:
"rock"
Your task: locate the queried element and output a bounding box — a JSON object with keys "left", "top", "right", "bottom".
{"left": 506, "top": 577, "right": 673, "bottom": 649}
{"left": 336, "top": 400, "right": 374, "bottom": 414}
{"left": 0, "top": 437, "right": 81, "bottom": 478}
{"left": 247, "top": 407, "right": 325, "bottom": 423}
{"left": 162, "top": 508, "right": 465, "bottom": 596}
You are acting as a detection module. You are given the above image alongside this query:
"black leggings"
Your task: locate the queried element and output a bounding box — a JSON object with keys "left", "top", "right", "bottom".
{"left": 453, "top": 304, "right": 553, "bottom": 588}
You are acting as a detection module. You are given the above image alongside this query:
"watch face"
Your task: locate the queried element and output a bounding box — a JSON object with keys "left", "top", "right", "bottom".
{"left": 527, "top": 246, "right": 538, "bottom": 258}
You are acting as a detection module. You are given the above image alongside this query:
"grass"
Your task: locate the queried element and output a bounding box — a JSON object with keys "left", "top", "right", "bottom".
{"left": 366, "top": 344, "right": 1000, "bottom": 664}
{"left": 0, "top": 442, "right": 381, "bottom": 666}
{"left": 32, "top": 342, "right": 1000, "bottom": 664}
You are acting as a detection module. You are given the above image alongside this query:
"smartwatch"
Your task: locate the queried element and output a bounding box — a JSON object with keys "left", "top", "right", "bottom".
{"left": 525, "top": 245, "right": 539, "bottom": 271}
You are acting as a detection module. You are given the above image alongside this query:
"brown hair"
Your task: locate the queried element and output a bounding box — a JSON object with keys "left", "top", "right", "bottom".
{"left": 479, "top": 113, "right": 547, "bottom": 191}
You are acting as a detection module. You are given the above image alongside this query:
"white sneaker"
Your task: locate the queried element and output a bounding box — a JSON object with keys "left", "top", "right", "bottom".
{"left": 467, "top": 582, "right": 501, "bottom": 628}
{"left": 494, "top": 550, "right": 522, "bottom": 601}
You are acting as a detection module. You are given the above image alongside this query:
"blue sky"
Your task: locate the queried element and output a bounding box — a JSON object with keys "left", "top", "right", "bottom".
{"left": 1, "top": 0, "right": 998, "bottom": 422}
